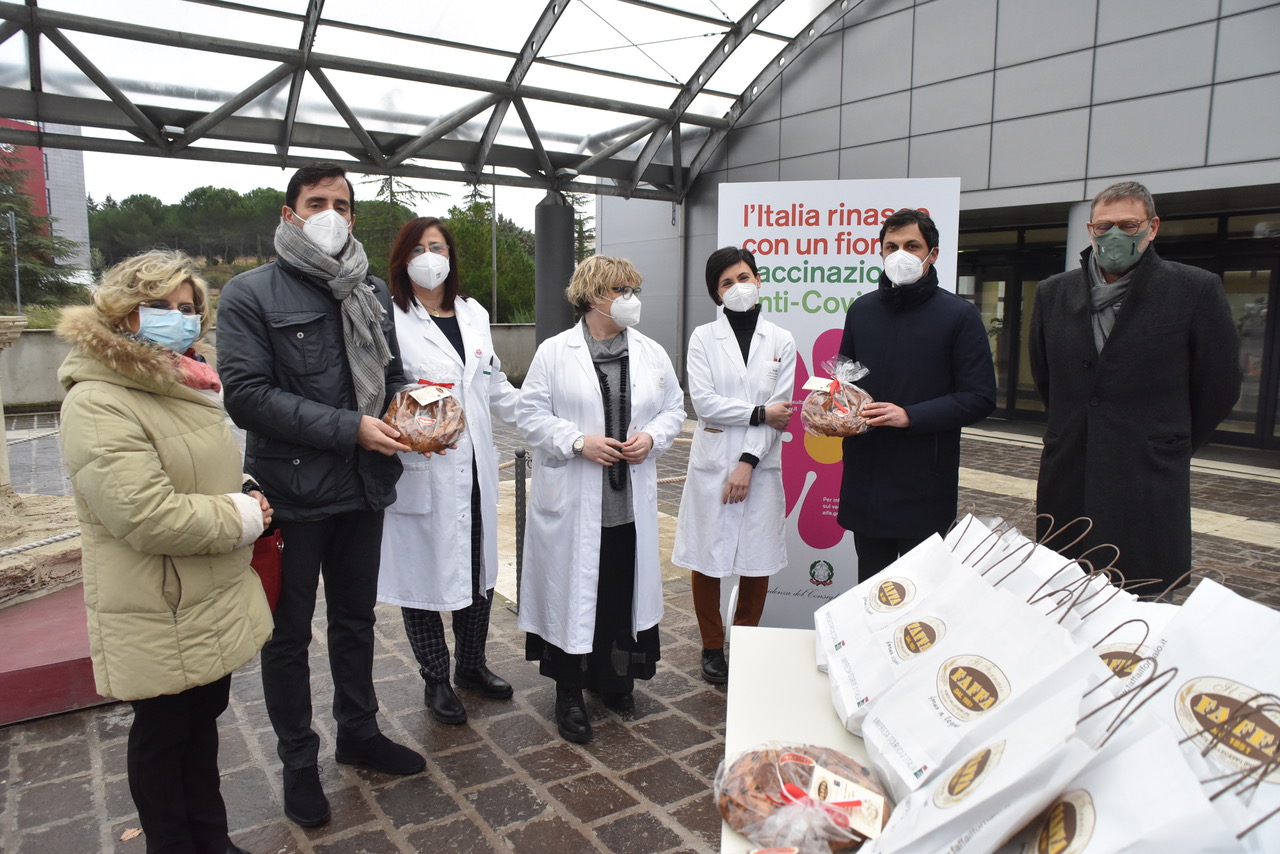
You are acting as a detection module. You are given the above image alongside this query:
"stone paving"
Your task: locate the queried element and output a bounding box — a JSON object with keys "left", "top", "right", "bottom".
{"left": 1, "top": 412, "right": 1278, "bottom": 853}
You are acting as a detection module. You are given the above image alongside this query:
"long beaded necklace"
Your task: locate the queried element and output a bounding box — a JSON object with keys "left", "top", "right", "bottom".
{"left": 594, "top": 354, "right": 630, "bottom": 491}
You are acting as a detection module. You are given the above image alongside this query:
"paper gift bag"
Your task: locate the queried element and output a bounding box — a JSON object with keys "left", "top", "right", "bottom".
{"left": 861, "top": 587, "right": 1109, "bottom": 802}
{"left": 827, "top": 573, "right": 1011, "bottom": 731}
{"left": 996, "top": 726, "right": 1244, "bottom": 854}
{"left": 1119, "top": 579, "right": 1280, "bottom": 852}
{"left": 814, "top": 534, "right": 972, "bottom": 671}
{"left": 861, "top": 679, "right": 1095, "bottom": 854}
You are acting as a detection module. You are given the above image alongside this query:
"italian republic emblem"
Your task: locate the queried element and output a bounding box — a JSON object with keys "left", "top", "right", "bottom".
{"left": 809, "top": 559, "right": 835, "bottom": 586}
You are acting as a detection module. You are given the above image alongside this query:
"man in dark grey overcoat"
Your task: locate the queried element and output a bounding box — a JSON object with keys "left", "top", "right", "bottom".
{"left": 1029, "top": 181, "right": 1241, "bottom": 590}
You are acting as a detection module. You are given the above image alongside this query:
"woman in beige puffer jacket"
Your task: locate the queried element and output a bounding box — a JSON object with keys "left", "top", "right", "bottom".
{"left": 59, "top": 250, "right": 272, "bottom": 854}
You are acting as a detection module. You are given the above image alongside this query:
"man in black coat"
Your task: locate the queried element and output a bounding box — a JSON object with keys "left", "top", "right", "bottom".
{"left": 1030, "top": 181, "right": 1241, "bottom": 591}
{"left": 838, "top": 209, "right": 997, "bottom": 581}
{"left": 219, "top": 163, "right": 425, "bottom": 829}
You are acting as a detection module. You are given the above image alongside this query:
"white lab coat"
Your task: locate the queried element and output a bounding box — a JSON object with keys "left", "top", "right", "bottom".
{"left": 378, "top": 296, "right": 518, "bottom": 611}
{"left": 516, "top": 321, "right": 686, "bottom": 655}
{"left": 672, "top": 312, "right": 796, "bottom": 577}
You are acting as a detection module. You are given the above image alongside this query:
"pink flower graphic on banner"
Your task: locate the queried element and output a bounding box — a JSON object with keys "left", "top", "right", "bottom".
{"left": 782, "top": 327, "right": 848, "bottom": 549}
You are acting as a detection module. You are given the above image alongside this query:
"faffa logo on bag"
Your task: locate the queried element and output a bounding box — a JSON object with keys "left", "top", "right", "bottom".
{"left": 936, "top": 655, "right": 1011, "bottom": 722}
{"left": 868, "top": 576, "right": 918, "bottom": 612}
{"left": 1173, "top": 677, "right": 1280, "bottom": 781}
{"left": 1095, "top": 642, "right": 1154, "bottom": 679}
{"left": 894, "top": 617, "right": 947, "bottom": 658}
{"left": 932, "top": 740, "right": 1006, "bottom": 809}
{"left": 1020, "top": 789, "right": 1095, "bottom": 854}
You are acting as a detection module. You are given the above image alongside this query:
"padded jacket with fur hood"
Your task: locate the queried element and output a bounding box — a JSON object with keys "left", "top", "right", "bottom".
{"left": 57, "top": 306, "right": 272, "bottom": 701}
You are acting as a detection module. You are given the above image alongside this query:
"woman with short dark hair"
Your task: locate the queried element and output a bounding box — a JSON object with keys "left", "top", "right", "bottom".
{"left": 673, "top": 246, "right": 795, "bottom": 684}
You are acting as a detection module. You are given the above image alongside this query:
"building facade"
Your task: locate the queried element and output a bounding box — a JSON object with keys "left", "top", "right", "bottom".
{"left": 598, "top": 0, "right": 1280, "bottom": 449}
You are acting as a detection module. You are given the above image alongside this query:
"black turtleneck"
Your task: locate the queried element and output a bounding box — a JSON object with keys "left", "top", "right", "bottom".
{"left": 723, "top": 305, "right": 764, "bottom": 468}
{"left": 878, "top": 266, "right": 940, "bottom": 312}
{"left": 723, "top": 304, "right": 760, "bottom": 362}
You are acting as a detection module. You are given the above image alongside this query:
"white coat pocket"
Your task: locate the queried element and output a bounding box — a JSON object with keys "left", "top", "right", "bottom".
{"left": 388, "top": 459, "right": 432, "bottom": 515}
{"left": 532, "top": 456, "right": 569, "bottom": 517}
{"left": 688, "top": 427, "right": 726, "bottom": 474}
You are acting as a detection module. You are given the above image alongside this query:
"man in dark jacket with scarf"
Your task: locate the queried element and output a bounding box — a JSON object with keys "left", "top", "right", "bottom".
{"left": 1030, "top": 181, "right": 1240, "bottom": 591}
{"left": 218, "top": 162, "right": 424, "bottom": 828}
{"left": 838, "top": 209, "right": 997, "bottom": 581}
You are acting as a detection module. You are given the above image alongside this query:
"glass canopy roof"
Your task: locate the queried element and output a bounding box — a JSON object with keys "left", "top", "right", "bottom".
{"left": 0, "top": 0, "right": 858, "bottom": 201}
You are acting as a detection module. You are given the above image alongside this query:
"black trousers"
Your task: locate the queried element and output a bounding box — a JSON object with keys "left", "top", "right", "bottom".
{"left": 128, "top": 674, "right": 232, "bottom": 854}
{"left": 853, "top": 532, "right": 930, "bottom": 583}
{"left": 261, "top": 509, "right": 384, "bottom": 770}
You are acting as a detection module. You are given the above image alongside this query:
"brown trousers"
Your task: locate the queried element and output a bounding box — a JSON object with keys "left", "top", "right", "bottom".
{"left": 691, "top": 571, "right": 770, "bottom": 650}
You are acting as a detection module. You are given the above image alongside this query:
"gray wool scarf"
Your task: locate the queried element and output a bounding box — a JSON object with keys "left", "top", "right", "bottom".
{"left": 1087, "top": 256, "right": 1134, "bottom": 354}
{"left": 274, "top": 218, "right": 392, "bottom": 416}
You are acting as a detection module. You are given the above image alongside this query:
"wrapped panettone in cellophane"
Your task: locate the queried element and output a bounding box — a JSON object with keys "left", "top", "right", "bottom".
{"left": 382, "top": 380, "right": 465, "bottom": 453}
{"left": 715, "top": 742, "right": 892, "bottom": 853}
{"left": 801, "top": 357, "right": 874, "bottom": 437}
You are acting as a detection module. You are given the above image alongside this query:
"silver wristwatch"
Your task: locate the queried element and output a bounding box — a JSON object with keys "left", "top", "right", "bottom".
{"left": 572, "top": 435, "right": 585, "bottom": 456}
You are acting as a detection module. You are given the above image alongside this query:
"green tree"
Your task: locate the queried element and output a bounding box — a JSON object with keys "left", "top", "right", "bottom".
{"left": 0, "top": 150, "right": 85, "bottom": 307}
{"left": 564, "top": 191, "right": 596, "bottom": 264}
{"left": 356, "top": 199, "right": 417, "bottom": 283}
{"left": 443, "top": 201, "right": 535, "bottom": 322}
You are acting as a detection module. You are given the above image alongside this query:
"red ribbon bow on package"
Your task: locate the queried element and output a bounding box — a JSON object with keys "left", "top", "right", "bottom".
{"left": 417, "top": 379, "right": 455, "bottom": 389}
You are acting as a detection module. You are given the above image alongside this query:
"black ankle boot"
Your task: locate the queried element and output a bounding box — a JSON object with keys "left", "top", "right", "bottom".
{"left": 701, "top": 647, "right": 729, "bottom": 684}
{"left": 554, "top": 685, "right": 592, "bottom": 743}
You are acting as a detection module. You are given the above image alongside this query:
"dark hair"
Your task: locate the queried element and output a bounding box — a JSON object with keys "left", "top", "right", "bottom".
{"left": 387, "top": 217, "right": 461, "bottom": 314}
{"left": 285, "top": 162, "right": 356, "bottom": 215}
{"left": 1091, "top": 180, "right": 1156, "bottom": 221}
{"left": 878, "top": 208, "right": 939, "bottom": 251}
{"left": 704, "top": 245, "right": 759, "bottom": 305}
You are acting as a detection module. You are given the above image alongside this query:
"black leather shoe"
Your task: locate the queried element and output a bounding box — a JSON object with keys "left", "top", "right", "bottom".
{"left": 423, "top": 679, "right": 468, "bottom": 724}
{"left": 223, "top": 843, "right": 251, "bottom": 854}
{"left": 701, "top": 648, "right": 729, "bottom": 684}
{"left": 601, "top": 691, "right": 635, "bottom": 713}
{"left": 335, "top": 732, "right": 426, "bottom": 775}
{"left": 555, "top": 685, "right": 593, "bottom": 744}
{"left": 282, "top": 765, "right": 330, "bottom": 828}
{"left": 454, "top": 665, "right": 514, "bottom": 700}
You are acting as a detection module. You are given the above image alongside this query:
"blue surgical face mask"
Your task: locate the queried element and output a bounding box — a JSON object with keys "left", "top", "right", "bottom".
{"left": 138, "top": 306, "right": 202, "bottom": 353}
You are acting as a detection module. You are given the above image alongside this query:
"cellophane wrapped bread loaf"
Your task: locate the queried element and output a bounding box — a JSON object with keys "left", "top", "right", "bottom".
{"left": 715, "top": 743, "right": 891, "bottom": 853}
{"left": 382, "top": 382, "right": 466, "bottom": 453}
{"left": 801, "top": 358, "right": 874, "bottom": 437}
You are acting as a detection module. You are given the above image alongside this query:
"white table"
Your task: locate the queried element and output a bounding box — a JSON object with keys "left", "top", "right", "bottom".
{"left": 720, "top": 626, "right": 869, "bottom": 853}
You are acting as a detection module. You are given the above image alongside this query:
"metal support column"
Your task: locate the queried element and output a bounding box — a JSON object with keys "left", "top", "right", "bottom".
{"left": 534, "top": 190, "right": 575, "bottom": 344}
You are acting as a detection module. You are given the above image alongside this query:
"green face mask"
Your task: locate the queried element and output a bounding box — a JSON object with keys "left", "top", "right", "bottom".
{"left": 1092, "top": 226, "right": 1149, "bottom": 274}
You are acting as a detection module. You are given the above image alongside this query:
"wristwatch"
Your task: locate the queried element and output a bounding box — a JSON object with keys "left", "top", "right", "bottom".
{"left": 572, "top": 435, "right": 585, "bottom": 456}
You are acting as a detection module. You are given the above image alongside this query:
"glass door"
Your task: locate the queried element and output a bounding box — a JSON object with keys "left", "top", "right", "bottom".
{"left": 1218, "top": 257, "right": 1279, "bottom": 447}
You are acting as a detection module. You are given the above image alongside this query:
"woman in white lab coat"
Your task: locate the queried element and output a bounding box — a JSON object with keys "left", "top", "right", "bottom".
{"left": 377, "top": 217, "right": 519, "bottom": 725}
{"left": 516, "top": 255, "right": 686, "bottom": 744}
{"left": 672, "top": 246, "right": 796, "bottom": 684}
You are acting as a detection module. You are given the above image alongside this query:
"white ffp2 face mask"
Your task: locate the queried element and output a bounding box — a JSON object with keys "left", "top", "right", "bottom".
{"left": 604, "top": 293, "right": 642, "bottom": 327}
{"left": 722, "top": 281, "right": 759, "bottom": 312}
{"left": 408, "top": 251, "right": 449, "bottom": 291}
{"left": 295, "top": 208, "right": 351, "bottom": 256}
{"left": 883, "top": 248, "right": 928, "bottom": 286}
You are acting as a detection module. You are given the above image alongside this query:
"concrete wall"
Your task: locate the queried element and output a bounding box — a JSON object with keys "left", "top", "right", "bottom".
{"left": 599, "top": 0, "right": 1280, "bottom": 374}
{"left": 1, "top": 324, "right": 538, "bottom": 410}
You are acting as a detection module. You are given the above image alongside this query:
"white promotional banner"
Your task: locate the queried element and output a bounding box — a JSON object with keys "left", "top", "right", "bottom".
{"left": 718, "top": 178, "right": 962, "bottom": 629}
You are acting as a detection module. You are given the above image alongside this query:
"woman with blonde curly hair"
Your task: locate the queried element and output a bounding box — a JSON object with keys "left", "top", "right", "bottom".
{"left": 516, "top": 255, "right": 686, "bottom": 744}
{"left": 58, "top": 249, "right": 273, "bottom": 854}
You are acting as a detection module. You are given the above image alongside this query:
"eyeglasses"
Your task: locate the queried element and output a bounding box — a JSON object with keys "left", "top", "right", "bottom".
{"left": 427, "top": 242, "right": 449, "bottom": 255}
{"left": 141, "top": 300, "right": 198, "bottom": 315}
{"left": 1088, "top": 219, "right": 1150, "bottom": 237}
{"left": 611, "top": 285, "right": 642, "bottom": 297}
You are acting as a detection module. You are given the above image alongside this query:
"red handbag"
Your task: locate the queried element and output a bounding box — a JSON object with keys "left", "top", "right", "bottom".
{"left": 250, "top": 529, "right": 283, "bottom": 612}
